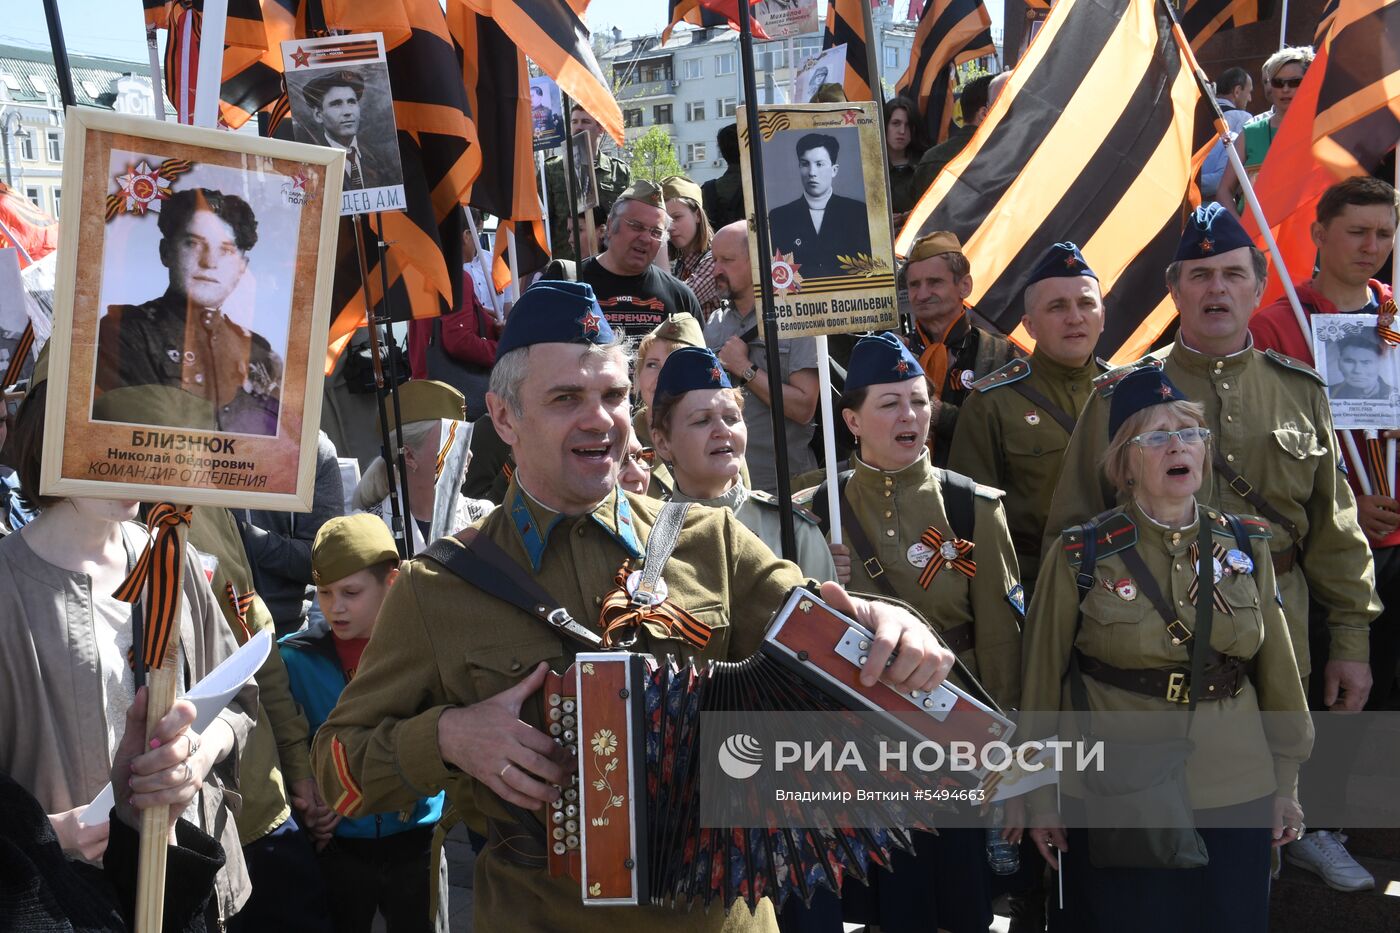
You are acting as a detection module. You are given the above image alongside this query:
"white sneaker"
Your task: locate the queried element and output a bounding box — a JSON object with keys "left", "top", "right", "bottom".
{"left": 1284, "top": 830, "right": 1376, "bottom": 892}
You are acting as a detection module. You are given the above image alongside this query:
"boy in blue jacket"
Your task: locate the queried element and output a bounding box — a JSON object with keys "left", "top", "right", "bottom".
{"left": 280, "top": 514, "right": 444, "bottom": 932}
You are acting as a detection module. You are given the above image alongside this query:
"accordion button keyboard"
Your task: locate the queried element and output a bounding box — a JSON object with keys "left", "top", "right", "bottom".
{"left": 562, "top": 699, "right": 576, "bottom": 713}
{"left": 549, "top": 723, "right": 563, "bottom": 736}
{"left": 554, "top": 827, "right": 566, "bottom": 840}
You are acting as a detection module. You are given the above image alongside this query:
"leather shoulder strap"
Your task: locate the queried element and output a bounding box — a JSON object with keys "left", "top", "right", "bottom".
{"left": 938, "top": 469, "right": 979, "bottom": 542}
{"left": 1007, "top": 380, "right": 1078, "bottom": 434}
{"left": 1210, "top": 450, "right": 1302, "bottom": 545}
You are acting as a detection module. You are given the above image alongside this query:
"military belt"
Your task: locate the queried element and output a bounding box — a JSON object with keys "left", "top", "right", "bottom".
{"left": 939, "top": 620, "right": 975, "bottom": 655}
{"left": 1075, "top": 650, "right": 1252, "bottom": 704}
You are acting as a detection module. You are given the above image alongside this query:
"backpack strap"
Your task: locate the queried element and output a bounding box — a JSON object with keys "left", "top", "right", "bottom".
{"left": 937, "top": 469, "right": 980, "bottom": 543}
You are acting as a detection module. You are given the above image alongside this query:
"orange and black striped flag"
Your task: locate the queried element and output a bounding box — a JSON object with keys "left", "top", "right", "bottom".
{"left": 1316, "top": 0, "right": 1341, "bottom": 41}
{"left": 1178, "top": 0, "right": 1274, "bottom": 50}
{"left": 448, "top": 7, "right": 551, "bottom": 288}
{"left": 898, "top": 0, "right": 1202, "bottom": 364}
{"left": 1310, "top": 0, "right": 1399, "bottom": 178}
{"left": 664, "top": 0, "right": 769, "bottom": 42}
{"left": 896, "top": 0, "right": 995, "bottom": 144}
{"left": 824, "top": 0, "right": 872, "bottom": 101}
{"left": 449, "top": 0, "right": 624, "bottom": 145}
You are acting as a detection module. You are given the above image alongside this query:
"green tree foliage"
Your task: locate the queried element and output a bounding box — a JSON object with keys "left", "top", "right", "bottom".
{"left": 627, "top": 126, "right": 683, "bottom": 182}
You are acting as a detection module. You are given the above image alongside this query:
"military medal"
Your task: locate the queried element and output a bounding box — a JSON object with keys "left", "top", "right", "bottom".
{"left": 1225, "top": 548, "right": 1254, "bottom": 575}
{"left": 1024, "top": 410, "right": 1040, "bottom": 426}
{"left": 1113, "top": 578, "right": 1137, "bottom": 601}
{"left": 1211, "top": 556, "right": 1224, "bottom": 584}
{"left": 960, "top": 369, "right": 976, "bottom": 389}
{"left": 907, "top": 541, "right": 934, "bottom": 569}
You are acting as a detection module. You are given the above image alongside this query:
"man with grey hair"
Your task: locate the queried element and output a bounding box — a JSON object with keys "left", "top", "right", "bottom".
{"left": 571, "top": 179, "right": 702, "bottom": 338}
{"left": 312, "top": 280, "right": 956, "bottom": 933}
{"left": 1045, "top": 204, "right": 1379, "bottom": 728}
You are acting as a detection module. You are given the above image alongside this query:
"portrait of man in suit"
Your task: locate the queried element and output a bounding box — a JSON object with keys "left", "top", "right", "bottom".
{"left": 1328, "top": 332, "right": 1396, "bottom": 401}
{"left": 301, "top": 70, "right": 392, "bottom": 191}
{"left": 767, "top": 131, "right": 871, "bottom": 280}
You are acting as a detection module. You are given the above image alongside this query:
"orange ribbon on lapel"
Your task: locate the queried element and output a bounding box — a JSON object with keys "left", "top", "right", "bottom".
{"left": 917, "top": 526, "right": 976, "bottom": 589}
{"left": 226, "top": 581, "right": 256, "bottom": 642}
{"left": 114, "top": 503, "right": 193, "bottom": 670}
{"left": 1378, "top": 299, "right": 1400, "bottom": 348}
{"left": 598, "top": 561, "right": 710, "bottom": 650}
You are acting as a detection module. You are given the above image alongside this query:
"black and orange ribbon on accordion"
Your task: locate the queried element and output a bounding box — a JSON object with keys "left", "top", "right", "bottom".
{"left": 917, "top": 527, "right": 976, "bottom": 589}
{"left": 114, "top": 503, "right": 193, "bottom": 670}
{"left": 599, "top": 561, "right": 711, "bottom": 649}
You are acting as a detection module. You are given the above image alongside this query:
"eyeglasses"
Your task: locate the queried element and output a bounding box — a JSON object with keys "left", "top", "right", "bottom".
{"left": 1129, "top": 427, "right": 1212, "bottom": 448}
{"left": 621, "top": 217, "right": 666, "bottom": 241}
{"left": 622, "top": 447, "right": 656, "bottom": 467}
{"left": 1269, "top": 77, "right": 1303, "bottom": 90}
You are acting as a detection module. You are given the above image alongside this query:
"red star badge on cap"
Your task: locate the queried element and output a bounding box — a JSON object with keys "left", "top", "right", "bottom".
{"left": 710, "top": 365, "right": 724, "bottom": 384}
{"left": 579, "top": 310, "right": 602, "bottom": 336}
{"left": 1064, "top": 255, "right": 1080, "bottom": 268}
{"left": 1158, "top": 383, "right": 1174, "bottom": 399}
{"left": 1199, "top": 237, "right": 1214, "bottom": 254}
{"left": 291, "top": 46, "right": 311, "bottom": 68}
{"left": 895, "top": 359, "right": 911, "bottom": 376}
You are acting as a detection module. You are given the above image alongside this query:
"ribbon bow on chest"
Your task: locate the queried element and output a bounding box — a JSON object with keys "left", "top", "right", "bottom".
{"left": 599, "top": 559, "right": 711, "bottom": 649}
{"left": 917, "top": 526, "right": 976, "bottom": 589}
{"left": 1377, "top": 298, "right": 1399, "bottom": 347}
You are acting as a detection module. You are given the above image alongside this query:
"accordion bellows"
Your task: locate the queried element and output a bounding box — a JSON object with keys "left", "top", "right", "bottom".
{"left": 544, "top": 587, "right": 1014, "bottom": 913}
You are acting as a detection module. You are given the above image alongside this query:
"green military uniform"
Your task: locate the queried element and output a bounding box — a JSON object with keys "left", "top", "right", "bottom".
{"left": 95, "top": 290, "right": 282, "bottom": 436}
{"left": 912, "top": 124, "right": 975, "bottom": 198}
{"left": 1021, "top": 501, "right": 1313, "bottom": 816}
{"left": 311, "top": 484, "right": 802, "bottom": 932}
{"left": 948, "top": 351, "right": 1106, "bottom": 595}
{"left": 544, "top": 149, "right": 631, "bottom": 261}
{"left": 669, "top": 482, "right": 835, "bottom": 580}
{"left": 1042, "top": 338, "right": 1381, "bottom": 677}
{"left": 835, "top": 453, "right": 1023, "bottom": 707}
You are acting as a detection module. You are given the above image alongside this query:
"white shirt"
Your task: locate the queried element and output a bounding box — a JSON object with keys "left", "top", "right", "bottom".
{"left": 464, "top": 260, "right": 503, "bottom": 318}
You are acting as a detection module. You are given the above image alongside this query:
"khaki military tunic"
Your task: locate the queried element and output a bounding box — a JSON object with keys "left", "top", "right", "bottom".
{"left": 545, "top": 150, "right": 632, "bottom": 261}
{"left": 313, "top": 482, "right": 805, "bottom": 932}
{"left": 1020, "top": 502, "right": 1313, "bottom": 817}
{"left": 836, "top": 452, "right": 1023, "bottom": 708}
{"left": 948, "top": 351, "right": 1104, "bottom": 595}
{"left": 1042, "top": 336, "right": 1380, "bottom": 675}
{"left": 95, "top": 290, "right": 282, "bottom": 435}
{"left": 669, "top": 481, "right": 837, "bottom": 581}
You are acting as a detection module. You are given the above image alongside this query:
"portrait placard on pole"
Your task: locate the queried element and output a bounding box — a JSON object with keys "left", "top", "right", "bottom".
{"left": 739, "top": 101, "right": 899, "bottom": 340}
{"left": 281, "top": 33, "right": 406, "bottom": 216}
{"left": 1312, "top": 313, "right": 1400, "bottom": 430}
{"left": 41, "top": 108, "right": 344, "bottom": 511}
{"left": 531, "top": 76, "right": 567, "bottom": 151}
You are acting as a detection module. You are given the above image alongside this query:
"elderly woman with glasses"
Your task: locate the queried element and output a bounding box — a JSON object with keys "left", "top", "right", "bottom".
{"left": 1215, "top": 45, "right": 1315, "bottom": 217}
{"left": 1015, "top": 367, "right": 1312, "bottom": 933}
{"left": 649, "top": 346, "right": 835, "bottom": 579}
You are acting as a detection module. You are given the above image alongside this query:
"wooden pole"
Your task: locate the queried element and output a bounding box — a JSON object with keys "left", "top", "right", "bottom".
{"left": 134, "top": 518, "right": 190, "bottom": 933}
{"left": 816, "top": 336, "right": 842, "bottom": 545}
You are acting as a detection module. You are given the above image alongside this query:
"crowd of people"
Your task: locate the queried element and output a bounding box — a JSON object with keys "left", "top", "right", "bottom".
{"left": 0, "top": 44, "right": 1397, "bottom": 933}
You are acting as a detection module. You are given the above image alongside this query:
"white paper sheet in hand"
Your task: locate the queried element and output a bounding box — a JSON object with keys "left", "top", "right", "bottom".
{"left": 81, "top": 630, "right": 272, "bottom": 825}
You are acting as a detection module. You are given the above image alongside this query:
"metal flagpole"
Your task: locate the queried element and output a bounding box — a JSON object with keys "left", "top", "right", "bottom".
{"left": 1278, "top": 0, "right": 1291, "bottom": 49}
{"left": 538, "top": 150, "right": 552, "bottom": 252}
{"left": 506, "top": 228, "right": 521, "bottom": 301}
{"left": 738, "top": 0, "right": 797, "bottom": 559}
{"left": 371, "top": 214, "right": 417, "bottom": 555}
{"left": 41, "top": 0, "right": 76, "bottom": 109}
{"left": 146, "top": 28, "right": 168, "bottom": 121}
{"left": 192, "top": 0, "right": 227, "bottom": 128}
{"left": 1390, "top": 151, "right": 1399, "bottom": 495}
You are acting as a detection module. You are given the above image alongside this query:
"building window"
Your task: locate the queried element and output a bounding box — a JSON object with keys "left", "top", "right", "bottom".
{"left": 717, "top": 97, "right": 737, "bottom": 118}
{"left": 45, "top": 130, "right": 61, "bottom": 162}
{"left": 18, "top": 131, "right": 35, "bottom": 161}
{"left": 793, "top": 38, "right": 821, "bottom": 61}
{"left": 758, "top": 46, "right": 788, "bottom": 71}
{"left": 624, "top": 108, "right": 644, "bottom": 128}
{"left": 653, "top": 104, "right": 673, "bottom": 125}
{"left": 685, "top": 101, "right": 706, "bottom": 121}
{"left": 51, "top": 189, "right": 61, "bottom": 217}
{"left": 885, "top": 45, "right": 899, "bottom": 69}
{"left": 683, "top": 58, "right": 703, "bottom": 80}
{"left": 686, "top": 142, "right": 708, "bottom": 164}
{"left": 0, "top": 73, "right": 20, "bottom": 92}
{"left": 24, "top": 187, "right": 40, "bottom": 208}
{"left": 715, "top": 52, "right": 736, "bottom": 76}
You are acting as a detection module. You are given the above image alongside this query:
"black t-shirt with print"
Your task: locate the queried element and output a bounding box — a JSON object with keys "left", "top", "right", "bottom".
{"left": 578, "top": 258, "right": 702, "bottom": 339}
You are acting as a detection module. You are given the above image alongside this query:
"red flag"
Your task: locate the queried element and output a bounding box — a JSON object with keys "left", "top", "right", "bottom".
{"left": 664, "top": 0, "right": 769, "bottom": 43}
{"left": 0, "top": 184, "right": 58, "bottom": 267}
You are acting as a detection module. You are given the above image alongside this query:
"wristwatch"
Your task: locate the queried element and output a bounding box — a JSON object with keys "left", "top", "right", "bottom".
{"left": 739, "top": 366, "right": 757, "bottom": 387}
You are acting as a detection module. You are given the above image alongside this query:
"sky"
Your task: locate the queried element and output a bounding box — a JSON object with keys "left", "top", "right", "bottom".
{"left": 6, "top": 0, "right": 1004, "bottom": 65}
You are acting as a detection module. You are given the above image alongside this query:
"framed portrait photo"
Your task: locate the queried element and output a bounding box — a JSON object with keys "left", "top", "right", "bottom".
{"left": 42, "top": 107, "right": 345, "bottom": 511}
{"left": 739, "top": 101, "right": 899, "bottom": 340}
{"left": 1312, "top": 313, "right": 1400, "bottom": 430}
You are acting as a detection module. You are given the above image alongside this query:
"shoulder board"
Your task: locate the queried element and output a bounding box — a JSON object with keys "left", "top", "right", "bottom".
{"left": 793, "top": 506, "right": 821, "bottom": 526}
{"left": 1205, "top": 510, "right": 1273, "bottom": 540}
{"left": 1061, "top": 511, "right": 1138, "bottom": 568}
{"left": 750, "top": 488, "right": 776, "bottom": 504}
{"left": 1093, "top": 356, "right": 1112, "bottom": 372}
{"left": 970, "top": 357, "right": 1031, "bottom": 393}
{"left": 1093, "top": 358, "right": 1164, "bottom": 399}
{"left": 974, "top": 483, "right": 1004, "bottom": 500}
{"left": 791, "top": 485, "right": 820, "bottom": 507}
{"left": 1263, "top": 348, "right": 1326, "bottom": 386}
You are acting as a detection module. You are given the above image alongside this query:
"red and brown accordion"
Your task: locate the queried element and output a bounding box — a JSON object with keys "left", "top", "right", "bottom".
{"left": 543, "top": 586, "right": 1014, "bottom": 911}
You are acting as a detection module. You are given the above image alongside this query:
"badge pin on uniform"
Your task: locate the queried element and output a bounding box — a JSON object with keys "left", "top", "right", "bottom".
{"left": 1225, "top": 549, "right": 1254, "bottom": 575}
{"left": 1024, "top": 410, "right": 1040, "bottom": 426}
{"left": 907, "top": 541, "right": 934, "bottom": 568}
{"left": 1114, "top": 579, "right": 1137, "bottom": 601}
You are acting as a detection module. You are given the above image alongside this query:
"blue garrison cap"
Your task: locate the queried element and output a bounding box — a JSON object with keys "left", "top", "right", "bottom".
{"left": 496, "top": 281, "right": 614, "bottom": 357}
{"left": 1175, "top": 203, "right": 1254, "bottom": 262}
{"left": 654, "top": 346, "right": 732, "bottom": 399}
{"left": 1028, "top": 242, "right": 1097, "bottom": 285}
{"left": 844, "top": 332, "right": 924, "bottom": 394}
{"left": 1108, "top": 366, "right": 1188, "bottom": 439}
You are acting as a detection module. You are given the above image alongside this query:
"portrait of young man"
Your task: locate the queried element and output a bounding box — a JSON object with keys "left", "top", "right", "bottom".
{"left": 767, "top": 130, "right": 872, "bottom": 280}
{"left": 1328, "top": 332, "right": 1395, "bottom": 401}
{"left": 93, "top": 186, "right": 283, "bottom": 436}
{"left": 299, "top": 69, "right": 393, "bottom": 191}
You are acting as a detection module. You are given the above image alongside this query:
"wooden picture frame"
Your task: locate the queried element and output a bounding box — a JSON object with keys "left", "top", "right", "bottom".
{"left": 42, "top": 107, "right": 345, "bottom": 511}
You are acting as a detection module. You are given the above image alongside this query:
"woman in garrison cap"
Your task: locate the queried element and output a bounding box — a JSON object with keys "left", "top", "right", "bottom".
{"left": 826, "top": 332, "right": 1024, "bottom": 933}
{"left": 1017, "top": 367, "right": 1311, "bottom": 933}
